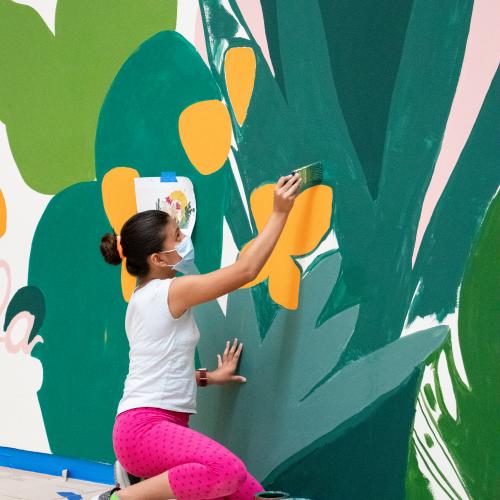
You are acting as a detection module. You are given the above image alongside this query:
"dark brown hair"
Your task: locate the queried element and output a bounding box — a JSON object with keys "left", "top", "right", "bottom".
{"left": 100, "top": 210, "right": 171, "bottom": 277}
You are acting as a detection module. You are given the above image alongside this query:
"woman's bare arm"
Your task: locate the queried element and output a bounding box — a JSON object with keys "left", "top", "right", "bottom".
{"left": 168, "top": 174, "right": 300, "bottom": 317}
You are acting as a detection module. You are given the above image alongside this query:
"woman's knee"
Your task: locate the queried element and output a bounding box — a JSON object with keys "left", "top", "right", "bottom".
{"left": 232, "top": 457, "right": 248, "bottom": 488}
{"left": 208, "top": 456, "right": 248, "bottom": 497}
{"left": 223, "top": 457, "right": 248, "bottom": 493}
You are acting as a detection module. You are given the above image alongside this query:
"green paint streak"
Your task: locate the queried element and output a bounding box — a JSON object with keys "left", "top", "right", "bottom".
{"left": 417, "top": 396, "right": 463, "bottom": 485}
{"left": 406, "top": 440, "right": 433, "bottom": 500}
{"left": 424, "top": 433, "right": 433, "bottom": 448}
{"left": 423, "top": 383, "right": 436, "bottom": 411}
{"left": 436, "top": 193, "right": 500, "bottom": 499}
{"left": 0, "top": 0, "right": 176, "bottom": 194}
{"left": 413, "top": 431, "right": 460, "bottom": 499}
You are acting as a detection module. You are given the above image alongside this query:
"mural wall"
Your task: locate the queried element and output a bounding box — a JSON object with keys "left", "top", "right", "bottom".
{"left": 0, "top": 1, "right": 498, "bottom": 498}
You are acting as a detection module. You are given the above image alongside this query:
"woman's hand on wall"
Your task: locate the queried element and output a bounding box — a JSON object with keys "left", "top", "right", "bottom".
{"left": 210, "top": 338, "right": 246, "bottom": 385}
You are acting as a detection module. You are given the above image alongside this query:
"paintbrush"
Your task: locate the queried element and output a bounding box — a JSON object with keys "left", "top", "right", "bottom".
{"left": 290, "top": 161, "right": 323, "bottom": 192}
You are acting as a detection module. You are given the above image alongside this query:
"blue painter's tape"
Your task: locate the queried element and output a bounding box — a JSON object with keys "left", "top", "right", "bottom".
{"left": 161, "top": 171, "right": 177, "bottom": 182}
{"left": 0, "top": 446, "right": 114, "bottom": 485}
{"left": 57, "top": 493, "right": 83, "bottom": 499}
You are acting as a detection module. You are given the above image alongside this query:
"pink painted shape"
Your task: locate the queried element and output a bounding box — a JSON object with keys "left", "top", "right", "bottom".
{"left": 195, "top": 6, "right": 209, "bottom": 66}
{"left": 194, "top": 1, "right": 275, "bottom": 74}
{"left": 412, "top": 0, "right": 500, "bottom": 266}
{"left": 235, "top": 0, "right": 275, "bottom": 75}
{"left": 2, "top": 311, "right": 36, "bottom": 354}
{"left": 0, "top": 259, "right": 12, "bottom": 316}
{"left": 0, "top": 260, "right": 43, "bottom": 354}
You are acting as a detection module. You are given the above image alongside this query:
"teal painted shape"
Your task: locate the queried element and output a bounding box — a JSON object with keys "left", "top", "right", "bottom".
{"left": 319, "top": 0, "right": 415, "bottom": 198}
{"left": 199, "top": 0, "right": 374, "bottom": 334}
{"left": 408, "top": 67, "right": 500, "bottom": 321}
{"left": 266, "top": 369, "right": 422, "bottom": 500}
{"left": 332, "top": 0, "right": 475, "bottom": 366}
{"left": 3, "top": 286, "right": 45, "bottom": 342}
{"left": 29, "top": 29, "right": 235, "bottom": 463}
{"left": 95, "top": 30, "right": 229, "bottom": 274}
{"left": 191, "top": 253, "right": 449, "bottom": 482}
{"left": 29, "top": 182, "right": 129, "bottom": 463}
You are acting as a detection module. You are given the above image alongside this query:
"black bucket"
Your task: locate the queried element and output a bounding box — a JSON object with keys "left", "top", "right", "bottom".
{"left": 254, "top": 492, "right": 290, "bottom": 499}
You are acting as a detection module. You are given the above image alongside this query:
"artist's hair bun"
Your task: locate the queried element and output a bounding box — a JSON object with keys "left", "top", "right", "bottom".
{"left": 100, "top": 232, "right": 122, "bottom": 265}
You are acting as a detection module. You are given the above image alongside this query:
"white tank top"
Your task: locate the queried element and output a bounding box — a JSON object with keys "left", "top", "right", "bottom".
{"left": 116, "top": 278, "right": 200, "bottom": 416}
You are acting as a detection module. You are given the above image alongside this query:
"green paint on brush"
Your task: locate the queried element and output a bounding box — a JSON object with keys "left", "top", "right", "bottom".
{"left": 290, "top": 162, "right": 323, "bottom": 192}
{"left": 0, "top": 0, "right": 176, "bottom": 194}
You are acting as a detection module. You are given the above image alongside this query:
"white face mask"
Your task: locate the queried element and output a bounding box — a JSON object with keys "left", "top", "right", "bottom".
{"left": 159, "top": 235, "right": 197, "bottom": 275}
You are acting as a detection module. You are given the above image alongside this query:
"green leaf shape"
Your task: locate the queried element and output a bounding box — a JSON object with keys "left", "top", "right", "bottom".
{"left": 434, "top": 192, "right": 500, "bottom": 499}
{"left": 268, "top": 369, "right": 423, "bottom": 500}
{"left": 191, "top": 252, "right": 449, "bottom": 482}
{"left": 333, "top": 0, "right": 475, "bottom": 365}
{"left": 318, "top": 0, "right": 415, "bottom": 198}
{"left": 0, "top": 0, "right": 177, "bottom": 194}
{"left": 405, "top": 438, "right": 434, "bottom": 500}
{"left": 28, "top": 29, "right": 227, "bottom": 462}
{"left": 199, "top": 0, "right": 375, "bottom": 332}
{"left": 408, "top": 67, "right": 500, "bottom": 322}
{"left": 3, "top": 286, "right": 45, "bottom": 343}
{"left": 96, "top": 30, "right": 228, "bottom": 274}
{"left": 29, "top": 182, "right": 129, "bottom": 463}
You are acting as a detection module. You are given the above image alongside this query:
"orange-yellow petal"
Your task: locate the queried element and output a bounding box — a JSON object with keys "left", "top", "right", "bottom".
{"left": 121, "top": 261, "right": 136, "bottom": 302}
{"left": 224, "top": 47, "right": 256, "bottom": 126}
{"left": 249, "top": 184, "right": 275, "bottom": 233}
{"left": 101, "top": 167, "right": 140, "bottom": 234}
{"left": 239, "top": 238, "right": 272, "bottom": 288}
{"left": 268, "top": 257, "right": 301, "bottom": 310}
{"left": 179, "top": 100, "right": 232, "bottom": 175}
{"left": 282, "top": 185, "right": 333, "bottom": 255}
{"left": 101, "top": 167, "right": 140, "bottom": 303}
{"left": 0, "top": 190, "right": 6, "bottom": 237}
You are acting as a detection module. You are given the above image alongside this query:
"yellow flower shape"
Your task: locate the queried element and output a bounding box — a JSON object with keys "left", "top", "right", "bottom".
{"left": 241, "top": 184, "right": 333, "bottom": 309}
{"left": 101, "top": 167, "right": 140, "bottom": 302}
{"left": 178, "top": 47, "right": 257, "bottom": 175}
{"left": 0, "top": 189, "right": 6, "bottom": 237}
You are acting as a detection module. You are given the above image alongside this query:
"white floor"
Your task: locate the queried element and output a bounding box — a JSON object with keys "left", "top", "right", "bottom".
{"left": 0, "top": 466, "right": 112, "bottom": 499}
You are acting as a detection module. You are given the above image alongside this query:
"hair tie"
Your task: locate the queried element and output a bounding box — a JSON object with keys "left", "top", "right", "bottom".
{"left": 116, "top": 235, "right": 125, "bottom": 260}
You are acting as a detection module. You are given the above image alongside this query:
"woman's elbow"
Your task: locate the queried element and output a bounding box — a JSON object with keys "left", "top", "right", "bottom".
{"left": 236, "top": 261, "right": 258, "bottom": 284}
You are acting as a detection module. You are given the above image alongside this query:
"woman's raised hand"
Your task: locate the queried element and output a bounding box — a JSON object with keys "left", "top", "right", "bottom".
{"left": 273, "top": 173, "right": 301, "bottom": 214}
{"left": 211, "top": 338, "right": 246, "bottom": 385}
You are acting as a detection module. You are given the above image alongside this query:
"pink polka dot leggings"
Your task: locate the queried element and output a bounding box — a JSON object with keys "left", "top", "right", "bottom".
{"left": 113, "top": 407, "right": 263, "bottom": 500}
